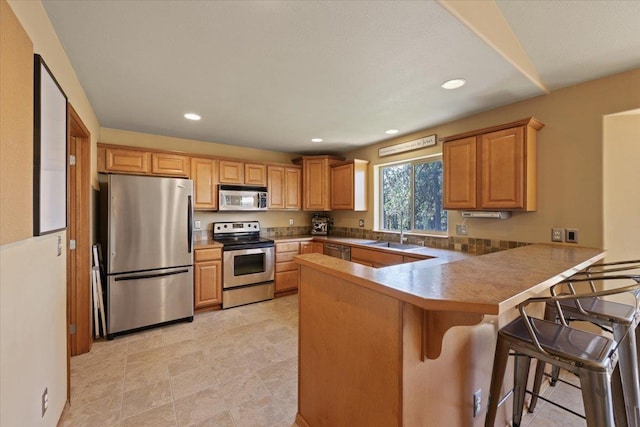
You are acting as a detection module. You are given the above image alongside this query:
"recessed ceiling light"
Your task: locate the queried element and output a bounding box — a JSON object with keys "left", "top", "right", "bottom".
{"left": 441, "top": 78, "right": 466, "bottom": 90}
{"left": 385, "top": 129, "right": 399, "bottom": 135}
{"left": 311, "top": 138, "right": 323, "bottom": 142}
{"left": 184, "top": 113, "right": 201, "bottom": 120}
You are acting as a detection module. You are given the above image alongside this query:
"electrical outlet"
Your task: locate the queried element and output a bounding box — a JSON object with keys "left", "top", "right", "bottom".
{"left": 42, "top": 387, "right": 48, "bottom": 417}
{"left": 359, "top": 219, "right": 365, "bottom": 227}
{"left": 565, "top": 228, "right": 579, "bottom": 243}
{"left": 551, "top": 228, "right": 564, "bottom": 242}
{"left": 473, "top": 389, "right": 482, "bottom": 417}
{"left": 194, "top": 220, "right": 201, "bottom": 229}
{"left": 456, "top": 224, "right": 468, "bottom": 236}
{"left": 289, "top": 218, "right": 294, "bottom": 226}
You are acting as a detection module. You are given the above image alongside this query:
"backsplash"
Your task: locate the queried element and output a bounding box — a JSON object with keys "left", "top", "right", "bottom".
{"left": 260, "top": 226, "right": 312, "bottom": 238}
{"left": 195, "top": 225, "right": 531, "bottom": 255}
{"left": 328, "top": 226, "right": 531, "bottom": 255}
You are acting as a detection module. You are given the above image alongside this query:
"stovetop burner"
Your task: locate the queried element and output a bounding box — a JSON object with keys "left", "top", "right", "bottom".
{"left": 212, "top": 221, "right": 274, "bottom": 250}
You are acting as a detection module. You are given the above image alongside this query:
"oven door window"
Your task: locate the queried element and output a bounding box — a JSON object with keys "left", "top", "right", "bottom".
{"left": 233, "top": 253, "right": 265, "bottom": 276}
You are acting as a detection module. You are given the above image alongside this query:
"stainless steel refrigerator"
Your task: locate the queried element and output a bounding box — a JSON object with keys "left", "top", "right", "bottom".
{"left": 98, "top": 173, "right": 194, "bottom": 338}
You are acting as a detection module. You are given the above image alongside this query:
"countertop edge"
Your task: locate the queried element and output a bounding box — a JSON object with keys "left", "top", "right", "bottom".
{"left": 295, "top": 245, "right": 606, "bottom": 315}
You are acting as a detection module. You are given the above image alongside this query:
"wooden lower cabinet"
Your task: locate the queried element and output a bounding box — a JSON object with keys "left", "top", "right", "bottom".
{"left": 275, "top": 242, "right": 300, "bottom": 293}
{"left": 194, "top": 248, "right": 222, "bottom": 309}
{"left": 300, "top": 241, "right": 323, "bottom": 254}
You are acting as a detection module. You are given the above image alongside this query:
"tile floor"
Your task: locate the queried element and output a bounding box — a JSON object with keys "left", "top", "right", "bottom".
{"left": 58, "top": 294, "right": 586, "bottom": 426}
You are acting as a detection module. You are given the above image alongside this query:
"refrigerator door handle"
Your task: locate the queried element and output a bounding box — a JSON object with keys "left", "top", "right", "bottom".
{"left": 114, "top": 269, "right": 190, "bottom": 282}
{"left": 187, "top": 195, "right": 193, "bottom": 253}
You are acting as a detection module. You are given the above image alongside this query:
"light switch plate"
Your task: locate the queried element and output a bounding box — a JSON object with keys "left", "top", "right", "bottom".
{"left": 194, "top": 220, "right": 201, "bottom": 229}
{"left": 456, "top": 224, "right": 468, "bottom": 235}
{"left": 565, "top": 228, "right": 579, "bottom": 243}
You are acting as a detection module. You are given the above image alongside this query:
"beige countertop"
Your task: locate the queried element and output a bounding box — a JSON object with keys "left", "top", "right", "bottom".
{"left": 193, "top": 240, "right": 223, "bottom": 249}
{"left": 295, "top": 244, "right": 605, "bottom": 315}
{"left": 273, "top": 234, "right": 464, "bottom": 260}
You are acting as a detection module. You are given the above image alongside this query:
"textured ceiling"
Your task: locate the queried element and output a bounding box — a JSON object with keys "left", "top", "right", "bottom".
{"left": 42, "top": 0, "right": 640, "bottom": 154}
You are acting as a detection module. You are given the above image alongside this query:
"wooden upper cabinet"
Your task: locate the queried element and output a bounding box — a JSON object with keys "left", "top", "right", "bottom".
{"left": 151, "top": 153, "right": 190, "bottom": 177}
{"left": 100, "top": 146, "right": 150, "bottom": 174}
{"left": 219, "top": 160, "right": 266, "bottom": 185}
{"left": 190, "top": 157, "right": 218, "bottom": 210}
{"left": 480, "top": 127, "right": 525, "bottom": 209}
{"left": 268, "top": 165, "right": 301, "bottom": 210}
{"left": 330, "top": 159, "right": 369, "bottom": 211}
{"left": 218, "top": 160, "right": 244, "bottom": 184}
{"left": 442, "top": 117, "right": 543, "bottom": 211}
{"left": 245, "top": 163, "right": 267, "bottom": 186}
{"left": 297, "top": 155, "right": 343, "bottom": 211}
{"left": 443, "top": 137, "right": 476, "bottom": 209}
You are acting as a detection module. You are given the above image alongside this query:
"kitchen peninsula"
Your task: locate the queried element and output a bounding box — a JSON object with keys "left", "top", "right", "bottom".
{"left": 294, "top": 244, "right": 605, "bottom": 427}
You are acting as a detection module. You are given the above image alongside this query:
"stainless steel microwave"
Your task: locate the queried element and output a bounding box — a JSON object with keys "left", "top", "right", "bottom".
{"left": 218, "top": 185, "right": 268, "bottom": 211}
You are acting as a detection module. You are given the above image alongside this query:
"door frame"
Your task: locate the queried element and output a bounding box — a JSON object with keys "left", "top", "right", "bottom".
{"left": 66, "top": 103, "right": 91, "bottom": 400}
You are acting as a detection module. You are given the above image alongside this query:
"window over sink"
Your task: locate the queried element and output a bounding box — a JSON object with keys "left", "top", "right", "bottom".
{"left": 376, "top": 155, "right": 447, "bottom": 235}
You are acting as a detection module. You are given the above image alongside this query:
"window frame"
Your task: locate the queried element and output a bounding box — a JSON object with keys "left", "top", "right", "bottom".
{"left": 374, "top": 153, "right": 448, "bottom": 236}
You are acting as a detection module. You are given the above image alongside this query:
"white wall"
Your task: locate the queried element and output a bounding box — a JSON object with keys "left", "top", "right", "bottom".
{"left": 1, "top": 1, "right": 101, "bottom": 425}
{"left": 603, "top": 111, "right": 640, "bottom": 261}
{"left": 0, "top": 234, "right": 67, "bottom": 426}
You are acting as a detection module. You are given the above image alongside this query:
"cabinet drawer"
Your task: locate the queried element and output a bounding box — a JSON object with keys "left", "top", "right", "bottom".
{"left": 276, "top": 251, "right": 298, "bottom": 263}
{"left": 276, "top": 260, "right": 298, "bottom": 273}
{"left": 195, "top": 248, "right": 222, "bottom": 262}
{"left": 276, "top": 242, "right": 300, "bottom": 253}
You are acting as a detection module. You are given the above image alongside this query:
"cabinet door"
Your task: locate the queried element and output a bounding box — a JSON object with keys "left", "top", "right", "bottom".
{"left": 191, "top": 158, "right": 218, "bottom": 210}
{"left": 275, "top": 270, "right": 299, "bottom": 292}
{"left": 268, "top": 166, "right": 285, "bottom": 209}
{"left": 479, "top": 127, "right": 525, "bottom": 209}
{"left": 312, "top": 242, "right": 324, "bottom": 253}
{"left": 194, "top": 260, "right": 222, "bottom": 309}
{"left": 303, "top": 158, "right": 329, "bottom": 211}
{"left": 443, "top": 137, "right": 477, "bottom": 209}
{"left": 331, "top": 163, "right": 354, "bottom": 210}
{"left": 300, "top": 242, "right": 313, "bottom": 254}
{"left": 284, "top": 167, "right": 302, "bottom": 209}
{"left": 245, "top": 163, "right": 266, "bottom": 186}
{"left": 151, "top": 153, "right": 190, "bottom": 177}
{"left": 219, "top": 160, "right": 244, "bottom": 184}
{"left": 104, "top": 147, "right": 150, "bottom": 174}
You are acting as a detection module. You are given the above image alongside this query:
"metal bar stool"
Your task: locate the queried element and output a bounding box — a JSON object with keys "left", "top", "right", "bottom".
{"left": 530, "top": 265, "right": 640, "bottom": 426}
{"left": 485, "top": 276, "right": 640, "bottom": 427}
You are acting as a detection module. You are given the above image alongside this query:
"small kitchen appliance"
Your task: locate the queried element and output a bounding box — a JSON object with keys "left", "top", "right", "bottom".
{"left": 311, "top": 214, "right": 329, "bottom": 235}
{"left": 218, "top": 184, "right": 268, "bottom": 211}
{"left": 212, "top": 221, "right": 275, "bottom": 308}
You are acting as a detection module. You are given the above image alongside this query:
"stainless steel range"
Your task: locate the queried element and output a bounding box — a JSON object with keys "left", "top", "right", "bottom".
{"left": 212, "top": 221, "right": 275, "bottom": 308}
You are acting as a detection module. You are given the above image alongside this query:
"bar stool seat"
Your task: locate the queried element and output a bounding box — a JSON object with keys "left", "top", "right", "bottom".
{"left": 529, "top": 272, "right": 640, "bottom": 426}
{"left": 486, "top": 277, "right": 640, "bottom": 427}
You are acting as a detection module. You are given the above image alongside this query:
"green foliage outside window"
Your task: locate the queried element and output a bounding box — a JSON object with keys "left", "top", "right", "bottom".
{"left": 380, "top": 159, "right": 447, "bottom": 233}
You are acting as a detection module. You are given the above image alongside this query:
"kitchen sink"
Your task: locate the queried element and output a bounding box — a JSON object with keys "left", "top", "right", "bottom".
{"left": 365, "top": 241, "right": 424, "bottom": 250}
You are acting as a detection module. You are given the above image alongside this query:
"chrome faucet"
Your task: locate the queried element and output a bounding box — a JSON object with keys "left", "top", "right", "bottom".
{"left": 388, "top": 211, "right": 407, "bottom": 244}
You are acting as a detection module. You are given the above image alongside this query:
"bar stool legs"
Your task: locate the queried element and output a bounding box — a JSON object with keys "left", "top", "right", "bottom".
{"left": 530, "top": 315, "right": 640, "bottom": 426}
{"left": 486, "top": 317, "right": 621, "bottom": 427}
